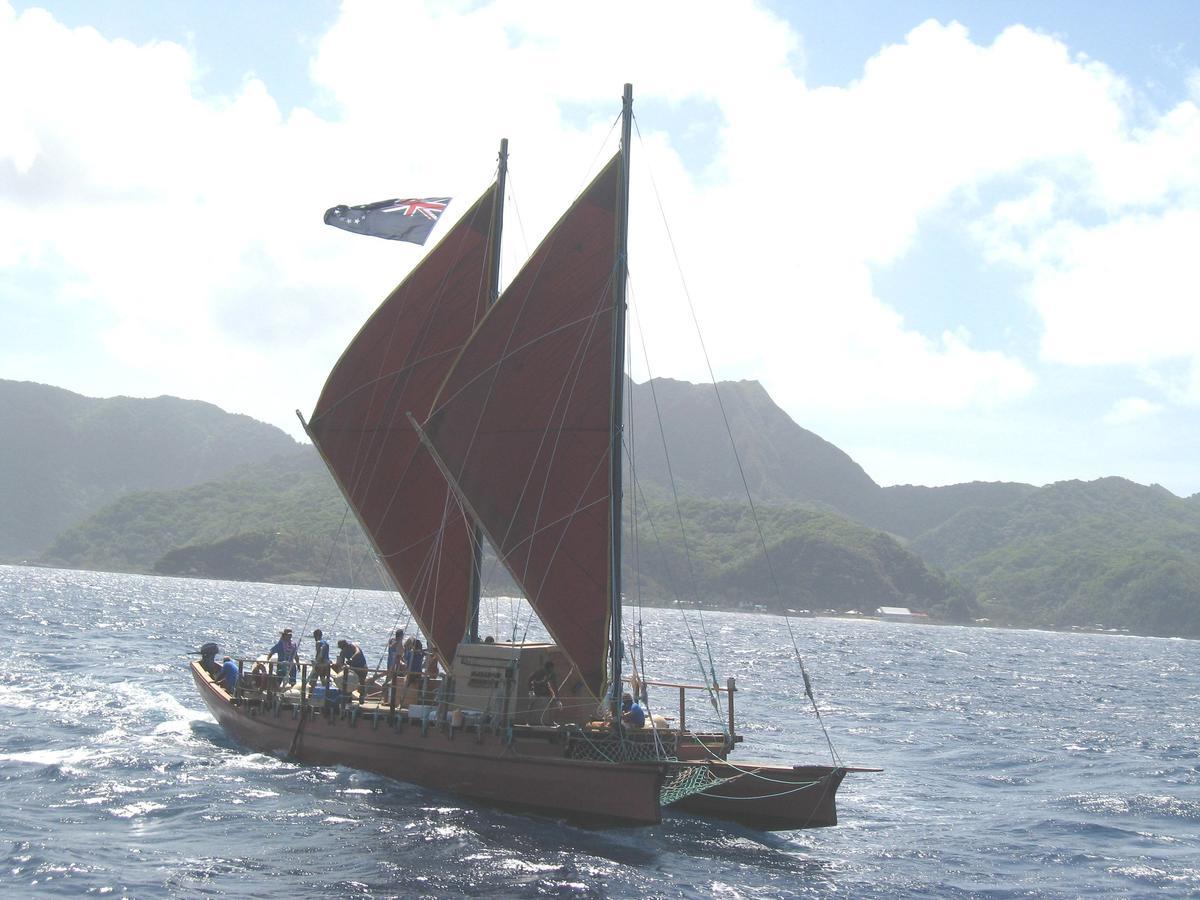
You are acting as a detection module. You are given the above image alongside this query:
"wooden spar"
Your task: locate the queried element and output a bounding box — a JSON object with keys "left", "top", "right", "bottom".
{"left": 468, "top": 137, "right": 508, "bottom": 644}
{"left": 727, "top": 676, "right": 736, "bottom": 740}
{"left": 608, "top": 83, "right": 633, "bottom": 718}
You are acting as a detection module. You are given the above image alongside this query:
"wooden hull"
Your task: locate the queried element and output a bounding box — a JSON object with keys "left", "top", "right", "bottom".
{"left": 672, "top": 763, "right": 846, "bottom": 830}
{"left": 192, "top": 663, "right": 664, "bottom": 825}
{"left": 192, "top": 663, "right": 853, "bottom": 830}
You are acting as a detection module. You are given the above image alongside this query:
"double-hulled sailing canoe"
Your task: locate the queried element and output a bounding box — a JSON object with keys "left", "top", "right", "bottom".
{"left": 193, "top": 84, "right": 871, "bottom": 829}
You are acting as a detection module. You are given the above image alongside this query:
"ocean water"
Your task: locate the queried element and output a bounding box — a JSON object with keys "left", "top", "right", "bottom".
{"left": 1, "top": 564, "right": 1197, "bottom": 898}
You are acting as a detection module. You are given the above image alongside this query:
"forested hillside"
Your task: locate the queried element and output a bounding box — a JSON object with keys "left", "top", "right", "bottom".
{"left": 913, "top": 478, "right": 1200, "bottom": 636}
{"left": 0, "top": 380, "right": 300, "bottom": 559}
{"left": 627, "top": 379, "right": 880, "bottom": 514}
{"left": 631, "top": 493, "right": 971, "bottom": 618}
{"left": 10, "top": 378, "right": 1200, "bottom": 636}
{"left": 43, "top": 447, "right": 967, "bottom": 619}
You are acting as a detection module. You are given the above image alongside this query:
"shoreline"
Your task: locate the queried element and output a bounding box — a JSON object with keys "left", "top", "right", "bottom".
{"left": 4, "top": 561, "right": 1195, "bottom": 642}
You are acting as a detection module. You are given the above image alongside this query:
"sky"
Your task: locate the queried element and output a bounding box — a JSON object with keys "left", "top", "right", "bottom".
{"left": 2, "top": 0, "right": 1199, "bottom": 497}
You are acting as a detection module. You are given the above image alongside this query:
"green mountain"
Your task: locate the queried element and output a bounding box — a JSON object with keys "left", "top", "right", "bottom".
{"left": 631, "top": 494, "right": 971, "bottom": 619}
{"left": 41, "top": 449, "right": 348, "bottom": 578}
{"left": 627, "top": 379, "right": 880, "bottom": 514}
{"left": 43, "top": 440, "right": 966, "bottom": 619}
{"left": 912, "top": 477, "right": 1200, "bottom": 636}
{"left": 10, "top": 377, "right": 1200, "bottom": 636}
{"left": 0, "top": 380, "right": 300, "bottom": 560}
{"left": 868, "top": 481, "right": 1039, "bottom": 540}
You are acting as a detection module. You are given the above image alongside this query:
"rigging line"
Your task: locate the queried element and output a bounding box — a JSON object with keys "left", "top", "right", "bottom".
{"left": 509, "top": 284, "right": 613, "bottom": 597}
{"left": 423, "top": 134, "right": 621, "bottom": 429}
{"left": 395, "top": 490, "right": 459, "bottom": 652}
{"left": 626, "top": 280, "right": 721, "bottom": 696}
{"left": 502, "top": 171, "right": 531, "bottom": 276}
{"left": 422, "top": 132, "right": 623, "bottom": 498}
{"left": 297, "top": 503, "right": 353, "bottom": 639}
{"left": 633, "top": 118, "right": 840, "bottom": 763}
{"left": 425, "top": 309, "right": 611, "bottom": 423}
{"left": 334, "top": 196, "right": 488, "bottom": 513}
{"left": 623, "top": 456, "right": 726, "bottom": 728}
{"left": 420, "top": 146, "right": 623, "bottom": 663}
{"left": 315, "top": 190, "right": 499, "bottom": 646}
{"left": 513, "top": 449, "right": 611, "bottom": 648}
{"left": 627, "top": 294, "right": 726, "bottom": 727}
{"left": 428, "top": 448, "right": 536, "bottom": 652}
{"left": 344, "top": 182, "right": 495, "bottom": 450}
{"left": 436, "top": 270, "right": 616, "bottom": 634}
{"left": 421, "top": 488, "right": 459, "bottom": 661}
{"left": 624, "top": 292, "right": 647, "bottom": 687}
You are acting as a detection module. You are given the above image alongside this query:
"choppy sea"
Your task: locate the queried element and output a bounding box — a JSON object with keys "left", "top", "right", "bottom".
{"left": 1, "top": 564, "right": 1197, "bottom": 898}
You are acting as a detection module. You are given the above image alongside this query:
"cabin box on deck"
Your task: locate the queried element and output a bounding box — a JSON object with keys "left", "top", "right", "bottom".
{"left": 448, "top": 640, "right": 581, "bottom": 726}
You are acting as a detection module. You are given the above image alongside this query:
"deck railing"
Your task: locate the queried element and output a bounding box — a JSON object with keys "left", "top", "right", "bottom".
{"left": 214, "top": 658, "right": 737, "bottom": 741}
{"left": 624, "top": 676, "right": 738, "bottom": 738}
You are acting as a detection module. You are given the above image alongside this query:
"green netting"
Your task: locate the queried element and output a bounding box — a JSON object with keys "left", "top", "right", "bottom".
{"left": 659, "top": 763, "right": 736, "bottom": 806}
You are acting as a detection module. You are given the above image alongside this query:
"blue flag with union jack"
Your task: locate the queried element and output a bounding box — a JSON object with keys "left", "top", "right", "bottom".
{"left": 323, "top": 196, "right": 451, "bottom": 245}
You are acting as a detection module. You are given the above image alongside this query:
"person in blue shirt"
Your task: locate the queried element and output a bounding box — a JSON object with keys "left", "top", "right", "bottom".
{"left": 267, "top": 628, "right": 298, "bottom": 687}
{"left": 310, "top": 629, "right": 331, "bottom": 687}
{"left": 336, "top": 639, "right": 369, "bottom": 703}
{"left": 216, "top": 657, "right": 239, "bottom": 693}
{"left": 403, "top": 639, "right": 425, "bottom": 685}
{"left": 621, "top": 692, "right": 645, "bottom": 729}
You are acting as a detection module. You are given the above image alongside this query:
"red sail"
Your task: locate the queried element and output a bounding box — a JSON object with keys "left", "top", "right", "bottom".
{"left": 424, "top": 157, "right": 621, "bottom": 697}
{"left": 307, "top": 185, "right": 498, "bottom": 665}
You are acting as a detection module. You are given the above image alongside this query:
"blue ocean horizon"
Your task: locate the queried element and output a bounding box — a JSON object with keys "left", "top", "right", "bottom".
{"left": 2, "top": 564, "right": 1197, "bottom": 897}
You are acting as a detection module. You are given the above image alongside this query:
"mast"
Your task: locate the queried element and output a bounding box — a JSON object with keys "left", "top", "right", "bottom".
{"left": 467, "top": 137, "right": 508, "bottom": 643}
{"left": 608, "top": 83, "right": 633, "bottom": 716}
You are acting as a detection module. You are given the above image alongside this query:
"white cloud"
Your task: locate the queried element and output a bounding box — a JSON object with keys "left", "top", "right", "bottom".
{"left": 1028, "top": 210, "right": 1200, "bottom": 368}
{"left": 1, "top": 0, "right": 1197, "bottom": 463}
{"left": 1102, "top": 396, "right": 1165, "bottom": 425}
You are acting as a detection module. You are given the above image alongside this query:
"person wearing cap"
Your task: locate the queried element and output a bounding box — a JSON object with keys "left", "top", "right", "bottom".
{"left": 267, "top": 628, "right": 299, "bottom": 687}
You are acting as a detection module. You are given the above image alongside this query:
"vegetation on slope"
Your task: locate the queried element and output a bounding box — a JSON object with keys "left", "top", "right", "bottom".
{"left": 13, "top": 378, "right": 1200, "bottom": 636}
{"left": 914, "top": 478, "right": 1200, "bottom": 636}
{"left": 0, "top": 380, "right": 299, "bottom": 559}
{"left": 631, "top": 493, "right": 973, "bottom": 620}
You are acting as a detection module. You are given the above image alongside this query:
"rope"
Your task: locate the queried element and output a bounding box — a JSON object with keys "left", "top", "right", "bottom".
{"left": 633, "top": 118, "right": 840, "bottom": 765}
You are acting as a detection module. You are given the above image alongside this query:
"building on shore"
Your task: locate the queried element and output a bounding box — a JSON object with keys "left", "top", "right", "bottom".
{"left": 875, "top": 606, "right": 931, "bottom": 622}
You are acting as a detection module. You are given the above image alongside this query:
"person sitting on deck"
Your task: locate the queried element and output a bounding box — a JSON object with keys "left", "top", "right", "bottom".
{"left": 528, "top": 660, "right": 558, "bottom": 701}
{"left": 310, "top": 629, "right": 331, "bottom": 687}
{"left": 199, "top": 642, "right": 222, "bottom": 679}
{"left": 267, "top": 628, "right": 298, "bottom": 687}
{"left": 336, "top": 639, "right": 369, "bottom": 703}
{"left": 242, "top": 659, "right": 269, "bottom": 692}
{"left": 216, "top": 657, "right": 239, "bottom": 693}
{"left": 621, "top": 692, "right": 646, "bottom": 729}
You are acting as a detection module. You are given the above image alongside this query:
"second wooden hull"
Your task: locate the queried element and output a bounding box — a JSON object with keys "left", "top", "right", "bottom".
{"left": 673, "top": 763, "right": 846, "bottom": 830}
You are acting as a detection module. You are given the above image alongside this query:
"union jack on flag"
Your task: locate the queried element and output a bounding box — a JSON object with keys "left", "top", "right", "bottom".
{"left": 376, "top": 198, "right": 450, "bottom": 220}
{"left": 323, "top": 195, "right": 452, "bottom": 245}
